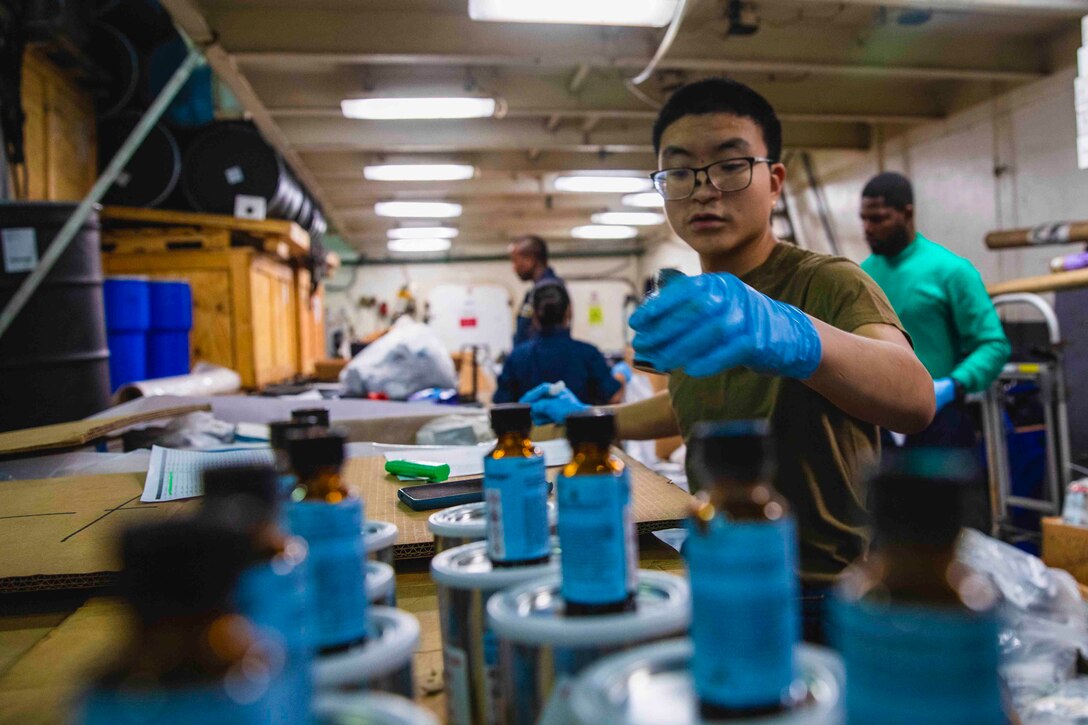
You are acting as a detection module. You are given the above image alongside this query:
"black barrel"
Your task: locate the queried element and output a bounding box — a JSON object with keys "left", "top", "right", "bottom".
{"left": 86, "top": 22, "right": 139, "bottom": 118}
{"left": 309, "top": 207, "right": 327, "bottom": 243}
{"left": 98, "top": 110, "right": 181, "bottom": 208}
{"left": 181, "top": 123, "right": 303, "bottom": 219}
{"left": 296, "top": 194, "right": 315, "bottom": 231}
{"left": 0, "top": 203, "right": 111, "bottom": 432}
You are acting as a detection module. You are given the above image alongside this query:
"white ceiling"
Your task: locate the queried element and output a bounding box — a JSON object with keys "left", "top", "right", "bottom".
{"left": 162, "top": 0, "right": 1083, "bottom": 258}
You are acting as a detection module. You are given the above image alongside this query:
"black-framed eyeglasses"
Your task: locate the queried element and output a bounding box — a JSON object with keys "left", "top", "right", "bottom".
{"left": 650, "top": 157, "right": 776, "bottom": 201}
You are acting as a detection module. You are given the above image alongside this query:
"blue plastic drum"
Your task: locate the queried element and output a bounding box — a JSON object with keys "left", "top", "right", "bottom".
{"left": 147, "top": 280, "right": 192, "bottom": 378}
{"left": 103, "top": 276, "right": 151, "bottom": 391}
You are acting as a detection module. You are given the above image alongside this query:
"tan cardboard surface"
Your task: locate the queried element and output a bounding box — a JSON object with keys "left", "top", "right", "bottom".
{"left": 347, "top": 450, "right": 693, "bottom": 559}
{"left": 0, "top": 473, "right": 196, "bottom": 593}
{"left": 0, "top": 449, "right": 689, "bottom": 589}
{"left": 0, "top": 539, "right": 687, "bottom": 725}
{"left": 0, "top": 403, "right": 211, "bottom": 457}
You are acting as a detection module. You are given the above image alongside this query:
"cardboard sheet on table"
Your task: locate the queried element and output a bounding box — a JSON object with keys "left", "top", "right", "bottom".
{"left": 0, "top": 472, "right": 196, "bottom": 593}
{"left": 0, "top": 404, "right": 211, "bottom": 458}
{"left": 344, "top": 451, "right": 694, "bottom": 559}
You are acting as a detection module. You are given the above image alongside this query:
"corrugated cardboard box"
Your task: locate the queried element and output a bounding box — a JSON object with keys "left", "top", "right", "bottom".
{"left": 1041, "top": 516, "right": 1088, "bottom": 584}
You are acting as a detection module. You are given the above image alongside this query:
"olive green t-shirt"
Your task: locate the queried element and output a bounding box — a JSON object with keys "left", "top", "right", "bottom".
{"left": 668, "top": 243, "right": 908, "bottom": 585}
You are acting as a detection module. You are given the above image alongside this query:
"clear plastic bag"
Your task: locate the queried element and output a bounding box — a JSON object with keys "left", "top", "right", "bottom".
{"left": 957, "top": 530, "right": 1088, "bottom": 711}
{"left": 1022, "top": 678, "right": 1088, "bottom": 724}
{"left": 340, "top": 318, "right": 458, "bottom": 400}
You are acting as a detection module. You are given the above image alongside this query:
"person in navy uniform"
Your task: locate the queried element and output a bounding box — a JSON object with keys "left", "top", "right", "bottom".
{"left": 510, "top": 235, "right": 564, "bottom": 347}
{"left": 494, "top": 282, "right": 623, "bottom": 406}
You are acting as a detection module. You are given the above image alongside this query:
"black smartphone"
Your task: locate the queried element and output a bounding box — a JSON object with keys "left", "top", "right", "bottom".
{"left": 397, "top": 477, "right": 484, "bottom": 511}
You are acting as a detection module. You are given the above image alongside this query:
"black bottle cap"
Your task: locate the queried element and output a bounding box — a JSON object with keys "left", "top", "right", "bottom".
{"left": 490, "top": 404, "right": 532, "bottom": 436}
{"left": 287, "top": 427, "right": 346, "bottom": 474}
{"left": 688, "top": 419, "right": 773, "bottom": 484}
{"left": 269, "top": 420, "right": 316, "bottom": 451}
{"left": 566, "top": 410, "right": 615, "bottom": 446}
{"left": 291, "top": 408, "right": 330, "bottom": 427}
{"left": 118, "top": 518, "right": 254, "bottom": 622}
{"left": 202, "top": 463, "right": 280, "bottom": 526}
{"left": 869, "top": 447, "right": 978, "bottom": 546}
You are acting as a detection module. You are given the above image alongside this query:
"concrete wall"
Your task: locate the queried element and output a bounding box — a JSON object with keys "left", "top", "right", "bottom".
{"left": 325, "top": 254, "right": 643, "bottom": 346}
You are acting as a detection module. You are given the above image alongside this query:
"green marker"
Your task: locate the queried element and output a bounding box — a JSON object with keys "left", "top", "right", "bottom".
{"left": 384, "top": 460, "right": 451, "bottom": 482}
{"left": 168, "top": 472, "right": 174, "bottom": 496}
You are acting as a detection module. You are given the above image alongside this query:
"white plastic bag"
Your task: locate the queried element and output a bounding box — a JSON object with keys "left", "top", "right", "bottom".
{"left": 957, "top": 529, "right": 1088, "bottom": 711}
{"left": 340, "top": 318, "right": 457, "bottom": 400}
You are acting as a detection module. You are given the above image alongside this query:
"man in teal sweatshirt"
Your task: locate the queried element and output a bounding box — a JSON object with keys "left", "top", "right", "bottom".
{"left": 860, "top": 172, "right": 1010, "bottom": 447}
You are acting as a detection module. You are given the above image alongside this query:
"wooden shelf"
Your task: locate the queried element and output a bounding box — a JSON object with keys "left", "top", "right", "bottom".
{"left": 99, "top": 206, "right": 311, "bottom": 260}
{"left": 987, "top": 268, "right": 1088, "bottom": 296}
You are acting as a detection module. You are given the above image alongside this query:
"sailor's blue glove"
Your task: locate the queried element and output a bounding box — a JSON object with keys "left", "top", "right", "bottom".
{"left": 933, "top": 377, "right": 956, "bottom": 412}
{"left": 611, "top": 361, "right": 634, "bottom": 383}
{"left": 520, "top": 383, "right": 589, "bottom": 426}
{"left": 629, "top": 272, "right": 822, "bottom": 379}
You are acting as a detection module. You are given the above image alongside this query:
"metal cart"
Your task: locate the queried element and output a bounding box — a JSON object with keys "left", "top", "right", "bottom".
{"left": 979, "top": 293, "right": 1072, "bottom": 539}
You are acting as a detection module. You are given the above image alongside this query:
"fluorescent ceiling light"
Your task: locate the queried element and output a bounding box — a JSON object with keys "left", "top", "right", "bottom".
{"left": 341, "top": 97, "right": 496, "bottom": 120}
{"left": 469, "top": 0, "right": 678, "bottom": 27}
{"left": 591, "top": 211, "right": 665, "bottom": 226}
{"left": 554, "top": 175, "right": 653, "bottom": 193}
{"left": 364, "top": 164, "right": 476, "bottom": 181}
{"left": 621, "top": 192, "right": 665, "bottom": 208}
{"left": 571, "top": 225, "right": 639, "bottom": 239}
{"left": 387, "top": 238, "right": 452, "bottom": 253}
{"left": 374, "top": 201, "right": 463, "bottom": 218}
{"left": 388, "top": 226, "right": 459, "bottom": 239}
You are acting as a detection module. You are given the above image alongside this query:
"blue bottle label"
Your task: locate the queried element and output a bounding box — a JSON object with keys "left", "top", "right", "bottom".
{"left": 484, "top": 454, "right": 550, "bottom": 564}
{"left": 830, "top": 596, "right": 1006, "bottom": 725}
{"left": 234, "top": 553, "right": 314, "bottom": 723}
{"left": 80, "top": 676, "right": 278, "bottom": 724}
{"left": 287, "top": 500, "right": 368, "bottom": 649}
{"left": 557, "top": 471, "right": 636, "bottom": 605}
{"left": 685, "top": 516, "right": 799, "bottom": 709}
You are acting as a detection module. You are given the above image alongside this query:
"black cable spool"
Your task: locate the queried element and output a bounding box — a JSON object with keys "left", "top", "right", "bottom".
{"left": 97, "top": 109, "right": 181, "bottom": 207}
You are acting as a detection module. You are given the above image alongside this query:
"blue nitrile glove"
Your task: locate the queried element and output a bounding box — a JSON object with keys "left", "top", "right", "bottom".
{"left": 611, "top": 361, "right": 634, "bottom": 383}
{"left": 520, "top": 382, "right": 589, "bottom": 426}
{"left": 933, "top": 377, "right": 956, "bottom": 412}
{"left": 629, "top": 272, "right": 822, "bottom": 379}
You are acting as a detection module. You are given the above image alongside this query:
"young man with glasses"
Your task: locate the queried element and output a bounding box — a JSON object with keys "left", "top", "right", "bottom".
{"left": 523, "top": 77, "right": 935, "bottom": 642}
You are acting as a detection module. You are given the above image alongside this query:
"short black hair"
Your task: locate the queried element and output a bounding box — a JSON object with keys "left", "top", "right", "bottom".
{"left": 532, "top": 281, "right": 569, "bottom": 330}
{"left": 515, "top": 235, "right": 548, "bottom": 263}
{"left": 652, "top": 77, "right": 782, "bottom": 162}
{"left": 862, "top": 172, "right": 914, "bottom": 210}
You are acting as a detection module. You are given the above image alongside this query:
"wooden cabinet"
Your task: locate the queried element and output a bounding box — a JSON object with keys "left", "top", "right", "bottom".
{"left": 103, "top": 248, "right": 305, "bottom": 389}
{"left": 294, "top": 267, "right": 326, "bottom": 377}
{"left": 19, "top": 47, "right": 97, "bottom": 201}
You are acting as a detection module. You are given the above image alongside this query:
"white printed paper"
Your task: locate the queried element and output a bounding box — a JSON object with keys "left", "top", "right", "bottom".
{"left": 234, "top": 194, "right": 267, "bottom": 220}
{"left": 2, "top": 228, "right": 37, "bottom": 273}
{"left": 141, "top": 445, "right": 276, "bottom": 502}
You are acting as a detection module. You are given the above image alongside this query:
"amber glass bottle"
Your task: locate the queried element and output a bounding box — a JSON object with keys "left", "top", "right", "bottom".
{"left": 686, "top": 419, "right": 799, "bottom": 720}
{"left": 832, "top": 448, "right": 1005, "bottom": 725}
{"left": 484, "top": 404, "right": 550, "bottom": 567}
{"left": 80, "top": 520, "right": 274, "bottom": 722}
{"left": 558, "top": 410, "right": 637, "bottom": 615}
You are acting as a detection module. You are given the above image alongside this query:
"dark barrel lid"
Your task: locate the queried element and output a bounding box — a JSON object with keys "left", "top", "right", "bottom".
{"left": 287, "top": 427, "right": 346, "bottom": 473}
{"left": 490, "top": 404, "right": 533, "bottom": 435}
{"left": 118, "top": 519, "right": 254, "bottom": 622}
{"left": 566, "top": 410, "right": 615, "bottom": 446}
{"left": 269, "top": 420, "right": 316, "bottom": 451}
{"left": 688, "top": 419, "right": 773, "bottom": 484}
{"left": 291, "top": 408, "right": 330, "bottom": 427}
{"left": 869, "top": 447, "right": 978, "bottom": 546}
